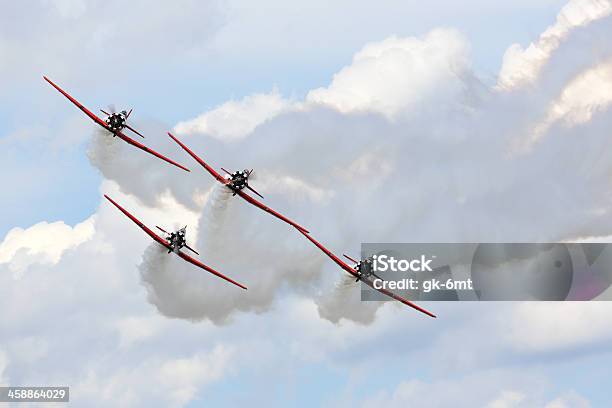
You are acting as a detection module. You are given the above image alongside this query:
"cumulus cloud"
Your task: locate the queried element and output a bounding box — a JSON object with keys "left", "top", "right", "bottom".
{"left": 497, "top": 0, "right": 612, "bottom": 90}
{"left": 506, "top": 302, "right": 612, "bottom": 352}
{"left": 306, "top": 29, "right": 472, "bottom": 119}
{"left": 156, "top": 346, "right": 233, "bottom": 406}
{"left": 72, "top": 346, "right": 234, "bottom": 408}
{"left": 0, "top": 0, "right": 223, "bottom": 87}
{"left": 544, "top": 392, "right": 592, "bottom": 408}
{"left": 486, "top": 390, "right": 527, "bottom": 408}
{"left": 174, "top": 89, "right": 293, "bottom": 141}
{"left": 359, "top": 370, "right": 580, "bottom": 408}
{"left": 527, "top": 60, "right": 612, "bottom": 148}
{"left": 0, "top": 217, "right": 94, "bottom": 274}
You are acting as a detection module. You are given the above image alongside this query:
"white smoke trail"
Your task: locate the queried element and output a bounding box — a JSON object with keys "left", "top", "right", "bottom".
{"left": 136, "top": 183, "right": 238, "bottom": 323}
{"left": 137, "top": 179, "right": 328, "bottom": 323}
{"left": 316, "top": 273, "right": 380, "bottom": 324}
{"left": 197, "top": 184, "right": 233, "bottom": 257}
{"left": 87, "top": 128, "right": 121, "bottom": 170}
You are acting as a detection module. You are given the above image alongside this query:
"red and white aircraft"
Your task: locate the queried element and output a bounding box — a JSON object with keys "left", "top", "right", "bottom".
{"left": 104, "top": 194, "right": 247, "bottom": 290}
{"left": 168, "top": 132, "right": 309, "bottom": 233}
{"left": 43, "top": 76, "right": 190, "bottom": 172}
{"left": 296, "top": 229, "right": 436, "bottom": 318}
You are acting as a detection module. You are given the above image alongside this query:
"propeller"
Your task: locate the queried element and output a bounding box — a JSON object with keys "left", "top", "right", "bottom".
{"left": 344, "top": 255, "right": 382, "bottom": 282}
{"left": 246, "top": 184, "right": 264, "bottom": 199}
{"left": 100, "top": 105, "right": 144, "bottom": 138}
{"left": 157, "top": 225, "right": 199, "bottom": 255}
{"left": 124, "top": 123, "right": 145, "bottom": 138}
{"left": 156, "top": 225, "right": 170, "bottom": 235}
{"left": 184, "top": 244, "right": 200, "bottom": 256}
{"left": 244, "top": 169, "right": 264, "bottom": 198}
{"left": 221, "top": 168, "right": 265, "bottom": 198}
{"left": 343, "top": 254, "right": 359, "bottom": 264}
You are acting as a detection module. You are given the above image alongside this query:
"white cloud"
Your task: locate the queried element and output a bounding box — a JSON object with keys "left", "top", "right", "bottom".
{"left": 360, "top": 366, "right": 592, "bottom": 408}
{"left": 486, "top": 391, "right": 527, "bottom": 408}
{"left": 506, "top": 302, "right": 612, "bottom": 352}
{"left": 526, "top": 60, "right": 612, "bottom": 147}
{"left": 545, "top": 392, "right": 592, "bottom": 408}
{"left": 157, "top": 346, "right": 234, "bottom": 407}
{"left": 0, "top": 217, "right": 94, "bottom": 274}
{"left": 72, "top": 346, "right": 233, "bottom": 408}
{"left": 0, "top": 349, "right": 8, "bottom": 387}
{"left": 360, "top": 371, "right": 548, "bottom": 408}
{"left": 497, "top": 0, "right": 612, "bottom": 90}
{"left": 306, "top": 29, "right": 471, "bottom": 118}
{"left": 113, "top": 316, "right": 167, "bottom": 349}
{"left": 253, "top": 173, "right": 335, "bottom": 203}
{"left": 0, "top": 1, "right": 224, "bottom": 87}
{"left": 44, "top": 0, "right": 87, "bottom": 19}
{"left": 174, "top": 90, "right": 293, "bottom": 141}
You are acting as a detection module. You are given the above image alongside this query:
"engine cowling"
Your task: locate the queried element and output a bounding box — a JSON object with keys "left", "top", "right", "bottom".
{"left": 105, "top": 112, "right": 127, "bottom": 132}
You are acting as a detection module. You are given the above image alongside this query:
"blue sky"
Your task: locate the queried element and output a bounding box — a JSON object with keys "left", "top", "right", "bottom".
{"left": 2, "top": 1, "right": 612, "bottom": 407}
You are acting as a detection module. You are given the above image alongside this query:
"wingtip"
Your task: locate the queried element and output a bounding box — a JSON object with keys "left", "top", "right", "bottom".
{"left": 422, "top": 309, "right": 437, "bottom": 318}
{"left": 234, "top": 281, "right": 248, "bottom": 290}
{"left": 176, "top": 162, "right": 191, "bottom": 172}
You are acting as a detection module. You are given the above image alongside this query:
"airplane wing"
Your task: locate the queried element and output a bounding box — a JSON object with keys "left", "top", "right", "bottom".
{"left": 44, "top": 76, "right": 190, "bottom": 172}
{"left": 115, "top": 131, "right": 191, "bottom": 172}
{"left": 44, "top": 76, "right": 109, "bottom": 129}
{"left": 104, "top": 194, "right": 171, "bottom": 250}
{"left": 168, "top": 132, "right": 225, "bottom": 182}
{"left": 236, "top": 190, "right": 310, "bottom": 233}
{"left": 297, "top": 229, "right": 436, "bottom": 318}
{"left": 297, "top": 228, "right": 361, "bottom": 277}
{"left": 177, "top": 251, "right": 247, "bottom": 290}
{"left": 362, "top": 279, "right": 437, "bottom": 318}
{"left": 104, "top": 195, "right": 246, "bottom": 289}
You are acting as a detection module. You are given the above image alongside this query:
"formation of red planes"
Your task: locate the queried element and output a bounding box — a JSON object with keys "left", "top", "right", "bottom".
{"left": 44, "top": 77, "right": 436, "bottom": 318}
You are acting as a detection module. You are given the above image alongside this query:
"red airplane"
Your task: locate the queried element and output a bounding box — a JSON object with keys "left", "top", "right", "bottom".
{"left": 43, "top": 76, "right": 190, "bottom": 172}
{"left": 104, "top": 194, "right": 246, "bottom": 290}
{"left": 296, "top": 229, "right": 436, "bottom": 318}
{"left": 168, "top": 132, "right": 310, "bottom": 233}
